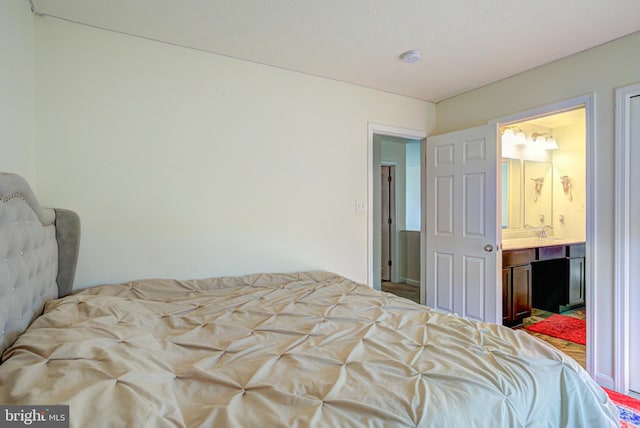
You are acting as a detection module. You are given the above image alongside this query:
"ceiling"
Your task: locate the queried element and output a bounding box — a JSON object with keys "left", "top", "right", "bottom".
{"left": 31, "top": 0, "right": 640, "bottom": 102}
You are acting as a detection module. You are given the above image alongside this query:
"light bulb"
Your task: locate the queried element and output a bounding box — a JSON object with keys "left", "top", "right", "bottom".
{"left": 501, "top": 128, "right": 515, "bottom": 146}
{"left": 514, "top": 130, "right": 527, "bottom": 145}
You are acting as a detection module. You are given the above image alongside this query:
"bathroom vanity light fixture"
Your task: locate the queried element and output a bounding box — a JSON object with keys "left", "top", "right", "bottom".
{"left": 560, "top": 175, "right": 573, "bottom": 201}
{"left": 531, "top": 132, "right": 559, "bottom": 150}
{"left": 531, "top": 177, "right": 545, "bottom": 202}
{"left": 501, "top": 126, "right": 527, "bottom": 146}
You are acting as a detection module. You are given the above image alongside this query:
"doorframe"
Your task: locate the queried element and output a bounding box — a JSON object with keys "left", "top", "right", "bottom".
{"left": 490, "top": 93, "right": 597, "bottom": 381}
{"left": 614, "top": 82, "right": 640, "bottom": 394}
{"left": 381, "top": 163, "right": 397, "bottom": 283}
{"left": 367, "top": 123, "right": 427, "bottom": 289}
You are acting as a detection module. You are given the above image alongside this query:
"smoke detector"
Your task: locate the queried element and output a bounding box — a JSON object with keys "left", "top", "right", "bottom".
{"left": 400, "top": 50, "right": 421, "bottom": 64}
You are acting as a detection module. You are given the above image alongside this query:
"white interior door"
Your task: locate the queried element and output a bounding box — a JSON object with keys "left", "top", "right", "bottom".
{"left": 425, "top": 125, "right": 500, "bottom": 323}
{"left": 629, "top": 94, "right": 640, "bottom": 393}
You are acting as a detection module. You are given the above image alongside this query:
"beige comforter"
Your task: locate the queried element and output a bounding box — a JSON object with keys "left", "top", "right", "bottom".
{"left": 0, "top": 272, "right": 618, "bottom": 427}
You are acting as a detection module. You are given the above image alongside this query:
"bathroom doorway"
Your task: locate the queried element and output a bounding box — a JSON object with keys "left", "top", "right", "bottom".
{"left": 499, "top": 105, "right": 589, "bottom": 370}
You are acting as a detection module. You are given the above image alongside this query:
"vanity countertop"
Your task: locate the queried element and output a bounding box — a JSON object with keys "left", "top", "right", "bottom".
{"left": 502, "top": 237, "right": 585, "bottom": 251}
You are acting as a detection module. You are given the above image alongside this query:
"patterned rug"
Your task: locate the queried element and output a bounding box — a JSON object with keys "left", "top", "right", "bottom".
{"left": 604, "top": 388, "right": 640, "bottom": 427}
{"left": 525, "top": 313, "right": 586, "bottom": 345}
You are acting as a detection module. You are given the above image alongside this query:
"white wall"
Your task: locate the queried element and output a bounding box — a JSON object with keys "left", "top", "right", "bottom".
{"left": 33, "top": 17, "right": 433, "bottom": 288}
{"left": 436, "top": 30, "right": 640, "bottom": 388}
{"left": 552, "top": 122, "right": 586, "bottom": 241}
{"left": 0, "top": 0, "right": 36, "bottom": 184}
{"left": 405, "top": 142, "right": 421, "bottom": 231}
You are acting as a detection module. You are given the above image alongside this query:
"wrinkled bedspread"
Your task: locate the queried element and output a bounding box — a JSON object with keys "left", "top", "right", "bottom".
{"left": 0, "top": 272, "right": 618, "bottom": 427}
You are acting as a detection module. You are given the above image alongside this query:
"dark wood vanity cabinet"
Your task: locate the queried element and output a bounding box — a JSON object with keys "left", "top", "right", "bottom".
{"left": 503, "top": 243, "right": 585, "bottom": 325}
{"left": 532, "top": 243, "right": 586, "bottom": 313}
{"left": 566, "top": 245, "right": 586, "bottom": 309}
{"left": 502, "top": 249, "right": 534, "bottom": 326}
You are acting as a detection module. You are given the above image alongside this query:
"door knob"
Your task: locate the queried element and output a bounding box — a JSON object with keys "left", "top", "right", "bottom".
{"left": 483, "top": 244, "right": 494, "bottom": 252}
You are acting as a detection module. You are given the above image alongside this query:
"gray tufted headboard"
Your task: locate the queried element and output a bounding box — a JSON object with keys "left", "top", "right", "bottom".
{"left": 0, "top": 172, "right": 80, "bottom": 356}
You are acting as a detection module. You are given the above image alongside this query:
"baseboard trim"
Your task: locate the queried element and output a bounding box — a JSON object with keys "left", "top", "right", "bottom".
{"left": 595, "top": 373, "right": 615, "bottom": 390}
{"left": 400, "top": 278, "right": 420, "bottom": 287}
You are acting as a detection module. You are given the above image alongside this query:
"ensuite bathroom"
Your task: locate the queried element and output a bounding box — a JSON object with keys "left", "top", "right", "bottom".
{"left": 501, "top": 106, "right": 587, "bottom": 367}
{"left": 501, "top": 107, "right": 586, "bottom": 246}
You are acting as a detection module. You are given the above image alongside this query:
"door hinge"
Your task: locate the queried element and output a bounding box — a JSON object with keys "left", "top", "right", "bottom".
{"left": 388, "top": 260, "right": 392, "bottom": 267}
{"left": 388, "top": 217, "right": 392, "bottom": 224}
{"left": 388, "top": 175, "right": 392, "bottom": 183}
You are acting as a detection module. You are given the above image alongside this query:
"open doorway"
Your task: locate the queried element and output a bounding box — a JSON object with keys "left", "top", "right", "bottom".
{"left": 376, "top": 136, "right": 421, "bottom": 303}
{"left": 368, "top": 124, "right": 426, "bottom": 304}
{"left": 500, "top": 106, "right": 588, "bottom": 369}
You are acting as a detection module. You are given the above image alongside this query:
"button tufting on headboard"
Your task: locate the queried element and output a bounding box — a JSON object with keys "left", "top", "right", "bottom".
{"left": 0, "top": 173, "right": 80, "bottom": 359}
{"left": 0, "top": 197, "right": 58, "bottom": 356}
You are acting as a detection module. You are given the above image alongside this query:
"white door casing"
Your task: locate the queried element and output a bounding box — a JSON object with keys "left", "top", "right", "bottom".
{"left": 615, "top": 83, "right": 640, "bottom": 394}
{"left": 629, "top": 94, "right": 640, "bottom": 394}
{"left": 425, "top": 125, "right": 500, "bottom": 323}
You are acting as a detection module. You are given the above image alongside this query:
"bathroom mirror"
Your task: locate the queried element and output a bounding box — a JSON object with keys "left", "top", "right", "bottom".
{"left": 523, "top": 160, "right": 553, "bottom": 227}
{"left": 502, "top": 158, "right": 522, "bottom": 229}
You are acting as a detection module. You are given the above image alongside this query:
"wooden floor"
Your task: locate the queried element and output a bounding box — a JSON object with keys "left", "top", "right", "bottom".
{"left": 517, "top": 307, "right": 586, "bottom": 369}
{"left": 381, "top": 281, "right": 420, "bottom": 303}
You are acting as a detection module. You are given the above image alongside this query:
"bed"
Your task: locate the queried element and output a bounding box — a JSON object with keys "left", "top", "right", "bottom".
{"left": 0, "top": 172, "right": 618, "bottom": 427}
